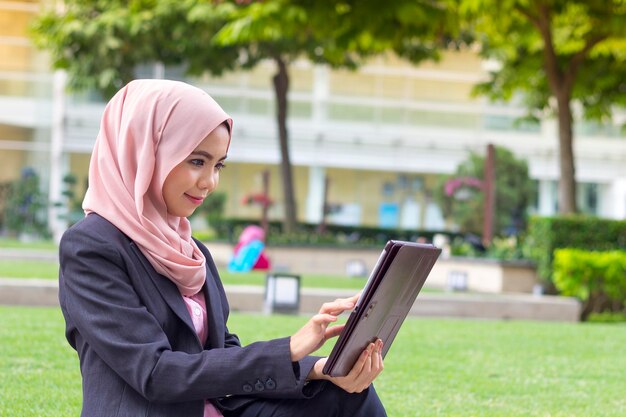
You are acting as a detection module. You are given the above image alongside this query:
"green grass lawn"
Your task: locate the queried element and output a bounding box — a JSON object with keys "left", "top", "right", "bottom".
{"left": 0, "top": 260, "right": 369, "bottom": 290}
{"left": 0, "top": 260, "right": 443, "bottom": 293}
{"left": 0, "top": 306, "right": 624, "bottom": 417}
{"left": 0, "top": 238, "right": 58, "bottom": 250}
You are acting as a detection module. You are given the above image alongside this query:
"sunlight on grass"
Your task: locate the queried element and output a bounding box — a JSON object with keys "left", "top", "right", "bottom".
{"left": 1, "top": 306, "right": 624, "bottom": 417}
{"left": 0, "top": 260, "right": 369, "bottom": 290}
{"left": 0, "top": 238, "right": 58, "bottom": 250}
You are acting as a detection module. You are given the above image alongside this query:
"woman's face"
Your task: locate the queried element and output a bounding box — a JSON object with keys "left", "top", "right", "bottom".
{"left": 162, "top": 124, "right": 230, "bottom": 217}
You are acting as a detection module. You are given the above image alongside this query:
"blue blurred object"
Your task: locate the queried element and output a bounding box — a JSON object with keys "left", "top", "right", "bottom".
{"left": 228, "top": 239, "right": 265, "bottom": 272}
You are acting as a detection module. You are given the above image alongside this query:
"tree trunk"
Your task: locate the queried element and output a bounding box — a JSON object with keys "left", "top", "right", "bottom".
{"left": 555, "top": 93, "right": 577, "bottom": 214}
{"left": 532, "top": 4, "right": 578, "bottom": 215}
{"left": 272, "top": 56, "right": 297, "bottom": 233}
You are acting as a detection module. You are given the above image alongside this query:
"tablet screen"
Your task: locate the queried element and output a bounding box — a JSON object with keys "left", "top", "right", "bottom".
{"left": 322, "top": 240, "right": 441, "bottom": 377}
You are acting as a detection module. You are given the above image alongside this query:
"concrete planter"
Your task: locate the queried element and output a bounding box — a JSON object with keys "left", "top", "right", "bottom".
{"left": 209, "top": 242, "right": 539, "bottom": 294}
{"left": 427, "top": 257, "right": 539, "bottom": 294}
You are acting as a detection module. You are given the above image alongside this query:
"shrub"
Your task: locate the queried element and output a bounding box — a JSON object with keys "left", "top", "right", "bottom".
{"left": 524, "top": 216, "right": 626, "bottom": 283}
{"left": 432, "top": 145, "right": 534, "bottom": 236}
{"left": 3, "top": 168, "right": 49, "bottom": 238}
{"left": 210, "top": 217, "right": 459, "bottom": 248}
{"left": 553, "top": 249, "right": 626, "bottom": 321}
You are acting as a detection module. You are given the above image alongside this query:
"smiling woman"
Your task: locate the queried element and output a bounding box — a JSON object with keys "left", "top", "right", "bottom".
{"left": 162, "top": 123, "right": 230, "bottom": 218}
{"left": 57, "top": 80, "right": 386, "bottom": 417}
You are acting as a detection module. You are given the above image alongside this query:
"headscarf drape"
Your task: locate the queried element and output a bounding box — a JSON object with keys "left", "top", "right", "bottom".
{"left": 83, "top": 79, "right": 233, "bottom": 296}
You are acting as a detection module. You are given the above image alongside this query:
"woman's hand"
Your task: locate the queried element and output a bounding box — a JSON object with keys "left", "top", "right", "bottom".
{"left": 289, "top": 293, "right": 360, "bottom": 362}
{"left": 308, "top": 339, "right": 384, "bottom": 393}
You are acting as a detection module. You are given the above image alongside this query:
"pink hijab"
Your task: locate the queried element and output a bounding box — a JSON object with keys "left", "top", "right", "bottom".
{"left": 83, "top": 79, "right": 233, "bottom": 296}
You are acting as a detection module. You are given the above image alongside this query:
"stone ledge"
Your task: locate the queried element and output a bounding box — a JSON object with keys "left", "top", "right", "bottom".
{"left": 0, "top": 279, "right": 581, "bottom": 322}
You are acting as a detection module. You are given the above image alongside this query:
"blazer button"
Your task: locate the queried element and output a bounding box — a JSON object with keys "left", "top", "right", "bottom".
{"left": 265, "top": 378, "right": 276, "bottom": 390}
{"left": 254, "top": 379, "right": 265, "bottom": 391}
{"left": 242, "top": 383, "right": 253, "bottom": 393}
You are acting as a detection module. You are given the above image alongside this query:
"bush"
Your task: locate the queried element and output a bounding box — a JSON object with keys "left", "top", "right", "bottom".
{"left": 211, "top": 217, "right": 460, "bottom": 248}
{"left": 432, "top": 145, "right": 534, "bottom": 236}
{"left": 524, "top": 215, "right": 626, "bottom": 283}
{"left": 553, "top": 249, "right": 626, "bottom": 321}
{"left": 3, "top": 168, "right": 49, "bottom": 238}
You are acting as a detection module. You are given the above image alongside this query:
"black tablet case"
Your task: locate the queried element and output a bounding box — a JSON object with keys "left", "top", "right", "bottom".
{"left": 322, "top": 240, "right": 441, "bottom": 377}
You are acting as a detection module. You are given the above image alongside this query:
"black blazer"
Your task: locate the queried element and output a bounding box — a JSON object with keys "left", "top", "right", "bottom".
{"left": 59, "top": 214, "right": 321, "bottom": 417}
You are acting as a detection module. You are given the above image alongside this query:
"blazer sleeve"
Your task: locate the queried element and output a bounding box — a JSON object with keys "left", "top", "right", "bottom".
{"left": 59, "top": 226, "right": 316, "bottom": 404}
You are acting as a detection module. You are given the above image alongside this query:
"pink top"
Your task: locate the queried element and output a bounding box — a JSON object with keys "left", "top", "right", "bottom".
{"left": 183, "top": 292, "right": 223, "bottom": 417}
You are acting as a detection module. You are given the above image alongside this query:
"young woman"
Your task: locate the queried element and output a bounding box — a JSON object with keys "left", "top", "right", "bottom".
{"left": 59, "top": 79, "right": 386, "bottom": 417}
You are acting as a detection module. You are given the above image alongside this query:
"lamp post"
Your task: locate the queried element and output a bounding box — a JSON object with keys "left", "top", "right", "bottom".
{"left": 482, "top": 144, "right": 496, "bottom": 247}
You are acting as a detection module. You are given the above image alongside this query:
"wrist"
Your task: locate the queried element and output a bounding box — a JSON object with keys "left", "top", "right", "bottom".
{"left": 307, "top": 358, "right": 329, "bottom": 381}
{"left": 289, "top": 336, "right": 304, "bottom": 362}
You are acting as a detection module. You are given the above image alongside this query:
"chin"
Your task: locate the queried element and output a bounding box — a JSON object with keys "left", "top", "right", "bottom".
{"left": 167, "top": 207, "right": 196, "bottom": 218}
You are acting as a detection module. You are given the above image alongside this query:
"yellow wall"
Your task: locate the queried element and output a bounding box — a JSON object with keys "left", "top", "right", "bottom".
{"left": 218, "top": 162, "right": 310, "bottom": 222}
{"left": 0, "top": 8, "right": 33, "bottom": 37}
{"left": 0, "top": 149, "right": 26, "bottom": 182}
{"left": 0, "top": 7, "right": 36, "bottom": 73}
{"left": 329, "top": 49, "right": 480, "bottom": 103}
{"left": 0, "top": 125, "right": 33, "bottom": 181}
{"left": 68, "top": 153, "right": 91, "bottom": 201}
{"left": 216, "top": 164, "right": 440, "bottom": 227}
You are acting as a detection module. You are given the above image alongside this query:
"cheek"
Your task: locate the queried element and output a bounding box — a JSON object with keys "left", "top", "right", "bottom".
{"left": 163, "top": 166, "right": 189, "bottom": 198}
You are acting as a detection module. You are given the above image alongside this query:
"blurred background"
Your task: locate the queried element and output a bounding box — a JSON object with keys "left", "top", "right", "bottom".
{"left": 1, "top": 0, "right": 625, "bottom": 321}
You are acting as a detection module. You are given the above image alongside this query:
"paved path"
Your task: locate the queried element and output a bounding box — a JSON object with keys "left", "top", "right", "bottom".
{"left": 0, "top": 277, "right": 581, "bottom": 322}
{"left": 0, "top": 247, "right": 582, "bottom": 321}
{"left": 0, "top": 248, "right": 58, "bottom": 262}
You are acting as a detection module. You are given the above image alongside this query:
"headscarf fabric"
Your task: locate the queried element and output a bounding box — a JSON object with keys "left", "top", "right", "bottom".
{"left": 83, "top": 79, "right": 233, "bottom": 296}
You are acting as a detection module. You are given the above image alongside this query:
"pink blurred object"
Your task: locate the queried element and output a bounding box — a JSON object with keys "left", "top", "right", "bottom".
{"left": 232, "top": 225, "right": 271, "bottom": 270}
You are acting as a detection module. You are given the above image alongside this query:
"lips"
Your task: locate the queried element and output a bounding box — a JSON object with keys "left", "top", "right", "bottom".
{"left": 185, "top": 194, "right": 205, "bottom": 205}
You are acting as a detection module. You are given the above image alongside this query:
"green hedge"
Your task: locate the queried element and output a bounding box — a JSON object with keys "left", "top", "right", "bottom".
{"left": 524, "top": 216, "right": 626, "bottom": 282}
{"left": 553, "top": 249, "right": 626, "bottom": 320}
{"left": 209, "top": 218, "right": 460, "bottom": 248}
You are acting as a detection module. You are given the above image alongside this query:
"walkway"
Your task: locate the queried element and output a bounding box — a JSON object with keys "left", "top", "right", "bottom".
{"left": 0, "top": 278, "right": 581, "bottom": 322}
{"left": 0, "top": 247, "right": 581, "bottom": 322}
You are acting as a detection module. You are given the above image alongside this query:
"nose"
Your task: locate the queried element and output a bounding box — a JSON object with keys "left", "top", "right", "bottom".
{"left": 198, "top": 171, "right": 218, "bottom": 192}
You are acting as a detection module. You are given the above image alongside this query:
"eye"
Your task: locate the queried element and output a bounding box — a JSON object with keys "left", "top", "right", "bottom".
{"left": 215, "top": 162, "right": 227, "bottom": 171}
{"left": 189, "top": 159, "right": 205, "bottom": 167}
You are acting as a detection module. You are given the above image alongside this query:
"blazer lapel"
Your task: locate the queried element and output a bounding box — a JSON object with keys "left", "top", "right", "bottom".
{"left": 202, "top": 265, "right": 225, "bottom": 348}
{"left": 129, "top": 242, "right": 200, "bottom": 344}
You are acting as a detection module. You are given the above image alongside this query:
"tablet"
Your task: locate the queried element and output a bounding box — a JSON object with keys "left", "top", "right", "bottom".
{"left": 322, "top": 240, "right": 441, "bottom": 377}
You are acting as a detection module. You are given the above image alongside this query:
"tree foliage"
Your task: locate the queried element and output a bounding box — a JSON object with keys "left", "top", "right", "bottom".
{"left": 459, "top": 0, "right": 626, "bottom": 214}
{"left": 434, "top": 145, "right": 534, "bottom": 236}
{"left": 211, "top": 0, "right": 453, "bottom": 232}
{"left": 32, "top": 0, "right": 454, "bottom": 233}
{"left": 32, "top": 1, "right": 243, "bottom": 98}
{"left": 3, "top": 168, "right": 49, "bottom": 237}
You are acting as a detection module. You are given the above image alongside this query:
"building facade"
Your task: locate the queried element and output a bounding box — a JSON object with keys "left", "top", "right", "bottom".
{"left": 2, "top": 1, "right": 626, "bottom": 242}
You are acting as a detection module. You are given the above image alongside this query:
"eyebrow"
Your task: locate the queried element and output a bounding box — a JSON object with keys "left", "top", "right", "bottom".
{"left": 190, "top": 150, "right": 227, "bottom": 161}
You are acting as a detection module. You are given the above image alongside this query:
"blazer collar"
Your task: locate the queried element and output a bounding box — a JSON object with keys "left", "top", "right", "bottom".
{"left": 129, "top": 242, "right": 205, "bottom": 347}
{"left": 201, "top": 265, "right": 225, "bottom": 348}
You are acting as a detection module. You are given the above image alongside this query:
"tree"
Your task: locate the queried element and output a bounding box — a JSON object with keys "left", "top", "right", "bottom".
{"left": 459, "top": 0, "right": 626, "bottom": 214}
{"left": 210, "top": 0, "right": 453, "bottom": 232}
{"left": 32, "top": 1, "right": 243, "bottom": 97}
{"left": 4, "top": 168, "right": 49, "bottom": 237}
{"left": 33, "top": 0, "right": 452, "bottom": 233}
{"left": 433, "top": 145, "right": 534, "bottom": 236}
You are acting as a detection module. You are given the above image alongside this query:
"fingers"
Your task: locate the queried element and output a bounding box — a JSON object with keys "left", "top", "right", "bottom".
{"left": 324, "top": 323, "right": 345, "bottom": 340}
{"left": 319, "top": 293, "right": 361, "bottom": 316}
{"left": 311, "top": 313, "right": 338, "bottom": 325}
{"left": 372, "top": 339, "right": 384, "bottom": 375}
{"left": 340, "top": 339, "right": 384, "bottom": 393}
{"left": 319, "top": 300, "right": 354, "bottom": 316}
